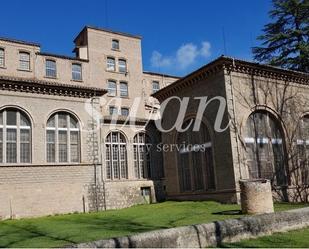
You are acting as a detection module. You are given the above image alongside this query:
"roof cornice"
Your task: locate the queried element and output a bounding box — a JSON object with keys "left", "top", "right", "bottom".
{"left": 153, "top": 56, "right": 309, "bottom": 102}
{"left": 0, "top": 75, "right": 107, "bottom": 98}
{"left": 0, "top": 37, "right": 40, "bottom": 47}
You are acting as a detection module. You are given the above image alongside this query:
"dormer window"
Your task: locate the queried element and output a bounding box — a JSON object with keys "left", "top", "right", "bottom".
{"left": 19, "top": 52, "right": 30, "bottom": 71}
{"left": 118, "top": 59, "right": 127, "bottom": 73}
{"left": 45, "top": 59, "right": 57, "bottom": 78}
{"left": 112, "top": 39, "right": 119, "bottom": 50}
{"left": 0, "top": 48, "right": 4, "bottom": 67}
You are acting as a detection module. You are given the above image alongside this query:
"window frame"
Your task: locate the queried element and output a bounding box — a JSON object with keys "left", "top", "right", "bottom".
{"left": 105, "top": 131, "right": 128, "bottom": 180}
{"left": 72, "top": 63, "right": 82, "bottom": 81}
{"left": 119, "top": 81, "right": 128, "bottom": 97}
{"left": 109, "top": 106, "right": 118, "bottom": 116}
{"left": 18, "top": 51, "right": 31, "bottom": 71}
{"left": 107, "top": 57, "right": 116, "bottom": 71}
{"left": 120, "top": 107, "right": 129, "bottom": 116}
{"left": 152, "top": 81, "right": 160, "bottom": 94}
{"left": 45, "top": 59, "right": 57, "bottom": 78}
{"left": 107, "top": 80, "right": 117, "bottom": 97}
{"left": 133, "top": 133, "right": 151, "bottom": 179}
{"left": 118, "top": 59, "right": 127, "bottom": 73}
{"left": 46, "top": 112, "right": 80, "bottom": 164}
{"left": 112, "top": 39, "right": 120, "bottom": 50}
{"left": 244, "top": 111, "right": 287, "bottom": 186}
{"left": 0, "top": 47, "right": 5, "bottom": 68}
{"left": 0, "top": 109, "right": 32, "bottom": 164}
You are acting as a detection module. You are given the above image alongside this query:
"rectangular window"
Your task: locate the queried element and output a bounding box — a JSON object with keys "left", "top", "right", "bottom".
{"left": 107, "top": 80, "right": 117, "bottom": 96}
{"left": 19, "top": 52, "right": 30, "bottom": 71}
{"left": 121, "top": 108, "right": 129, "bottom": 116}
{"left": 58, "top": 130, "right": 68, "bottom": 162}
{"left": 107, "top": 57, "right": 116, "bottom": 71}
{"left": 120, "top": 82, "right": 128, "bottom": 97}
{"left": 0, "top": 48, "right": 4, "bottom": 67}
{"left": 109, "top": 106, "right": 118, "bottom": 116}
{"left": 112, "top": 39, "right": 119, "bottom": 50}
{"left": 20, "top": 129, "right": 30, "bottom": 163}
{"left": 45, "top": 59, "right": 57, "bottom": 78}
{"left": 6, "top": 128, "right": 17, "bottom": 163}
{"left": 118, "top": 59, "right": 127, "bottom": 73}
{"left": 152, "top": 81, "right": 160, "bottom": 93}
{"left": 47, "top": 130, "right": 55, "bottom": 163}
{"left": 72, "top": 63, "right": 82, "bottom": 81}
{"left": 70, "top": 131, "right": 79, "bottom": 162}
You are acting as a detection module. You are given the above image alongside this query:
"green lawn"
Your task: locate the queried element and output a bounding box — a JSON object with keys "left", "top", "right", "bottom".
{"left": 0, "top": 201, "right": 307, "bottom": 248}
{"left": 223, "top": 227, "right": 309, "bottom": 248}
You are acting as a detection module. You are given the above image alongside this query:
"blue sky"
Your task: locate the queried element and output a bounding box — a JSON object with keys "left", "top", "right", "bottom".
{"left": 0, "top": 0, "right": 272, "bottom": 76}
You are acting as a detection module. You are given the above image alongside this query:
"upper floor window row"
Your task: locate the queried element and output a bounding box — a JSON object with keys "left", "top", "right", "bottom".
{"left": 0, "top": 47, "right": 83, "bottom": 80}
{"left": 44, "top": 59, "right": 82, "bottom": 81}
{"left": 107, "top": 80, "right": 128, "bottom": 97}
{"left": 106, "top": 57, "right": 127, "bottom": 73}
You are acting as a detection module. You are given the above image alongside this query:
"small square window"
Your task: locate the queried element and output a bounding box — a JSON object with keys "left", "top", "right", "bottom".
{"left": 112, "top": 39, "right": 119, "bottom": 50}
{"left": 109, "top": 106, "right": 118, "bottom": 116}
{"left": 121, "top": 108, "right": 129, "bottom": 116}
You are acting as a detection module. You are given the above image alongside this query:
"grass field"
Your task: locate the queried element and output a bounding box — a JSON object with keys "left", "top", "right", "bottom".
{"left": 223, "top": 227, "right": 309, "bottom": 248}
{"left": 0, "top": 201, "right": 307, "bottom": 248}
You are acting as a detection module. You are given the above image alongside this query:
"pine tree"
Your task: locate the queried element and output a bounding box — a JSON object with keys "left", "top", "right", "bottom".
{"left": 253, "top": 0, "right": 309, "bottom": 73}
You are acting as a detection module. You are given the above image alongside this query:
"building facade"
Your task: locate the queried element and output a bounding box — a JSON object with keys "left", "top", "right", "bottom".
{"left": 154, "top": 57, "right": 309, "bottom": 203}
{"left": 0, "top": 26, "right": 179, "bottom": 219}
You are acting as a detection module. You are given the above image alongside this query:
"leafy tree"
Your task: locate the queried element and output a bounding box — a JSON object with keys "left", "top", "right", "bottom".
{"left": 253, "top": 0, "right": 309, "bottom": 72}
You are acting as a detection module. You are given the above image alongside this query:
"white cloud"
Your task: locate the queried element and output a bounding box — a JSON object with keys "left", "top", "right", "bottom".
{"left": 150, "top": 51, "right": 172, "bottom": 68}
{"left": 200, "top": 41, "right": 211, "bottom": 58}
{"left": 176, "top": 43, "right": 198, "bottom": 69}
{"left": 150, "top": 41, "right": 211, "bottom": 71}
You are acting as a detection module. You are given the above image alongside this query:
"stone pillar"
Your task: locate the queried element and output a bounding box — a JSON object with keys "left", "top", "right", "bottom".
{"left": 239, "top": 179, "right": 274, "bottom": 214}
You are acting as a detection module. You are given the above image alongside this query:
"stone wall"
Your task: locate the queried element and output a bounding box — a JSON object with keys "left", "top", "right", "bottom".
{"left": 73, "top": 207, "right": 309, "bottom": 248}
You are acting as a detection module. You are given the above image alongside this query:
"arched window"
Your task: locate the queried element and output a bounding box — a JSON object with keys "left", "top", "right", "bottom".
{"left": 105, "top": 132, "right": 128, "bottom": 180}
{"left": 0, "top": 108, "right": 31, "bottom": 163}
{"left": 245, "top": 111, "right": 286, "bottom": 185}
{"left": 177, "top": 119, "right": 215, "bottom": 192}
{"left": 296, "top": 115, "right": 309, "bottom": 184}
{"left": 46, "top": 112, "right": 80, "bottom": 163}
{"left": 133, "top": 133, "right": 151, "bottom": 179}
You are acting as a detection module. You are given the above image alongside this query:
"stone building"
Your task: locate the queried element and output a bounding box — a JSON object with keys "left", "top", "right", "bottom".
{"left": 154, "top": 56, "right": 309, "bottom": 203}
{"left": 0, "top": 26, "right": 179, "bottom": 219}
{"left": 1, "top": 26, "right": 308, "bottom": 220}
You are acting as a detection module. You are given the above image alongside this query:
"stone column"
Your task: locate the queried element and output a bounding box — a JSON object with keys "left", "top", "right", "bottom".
{"left": 239, "top": 179, "right": 274, "bottom": 214}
